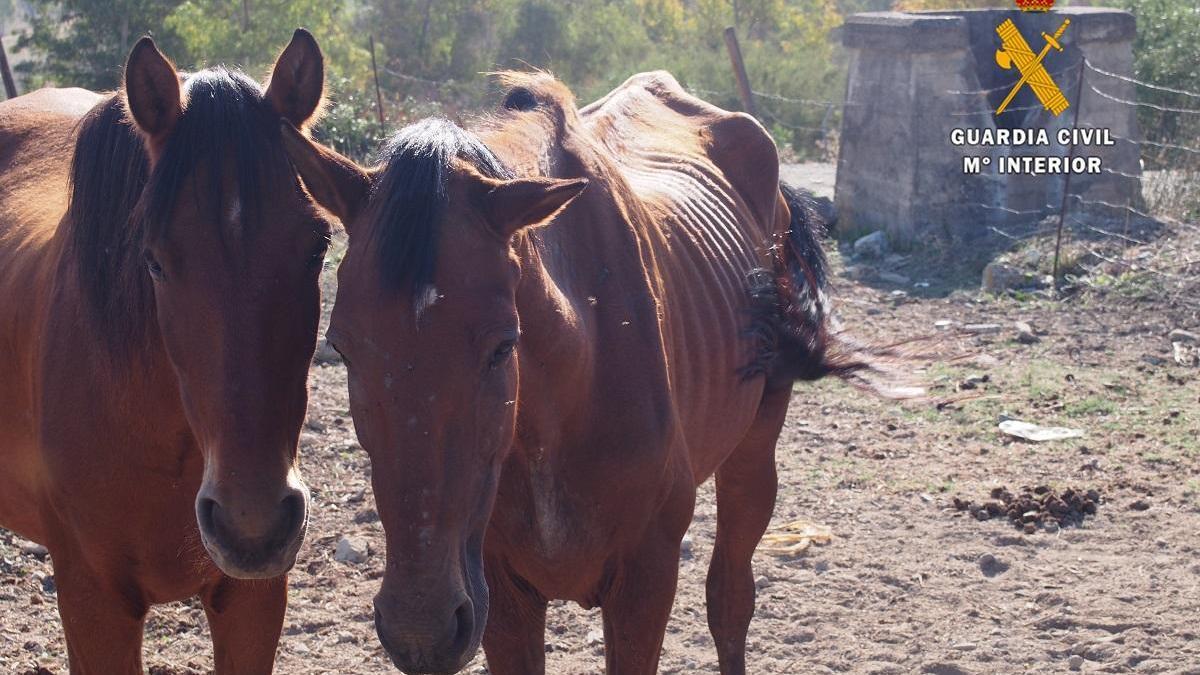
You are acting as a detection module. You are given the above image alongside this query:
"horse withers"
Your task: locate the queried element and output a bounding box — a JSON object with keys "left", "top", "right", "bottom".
{"left": 0, "top": 31, "right": 349, "bottom": 673}
{"left": 285, "top": 71, "right": 897, "bottom": 674}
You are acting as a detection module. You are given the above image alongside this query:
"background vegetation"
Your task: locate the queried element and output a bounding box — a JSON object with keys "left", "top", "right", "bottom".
{"left": 3, "top": 0, "right": 1197, "bottom": 171}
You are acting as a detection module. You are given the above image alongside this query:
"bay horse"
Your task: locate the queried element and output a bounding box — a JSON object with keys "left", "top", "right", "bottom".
{"left": 0, "top": 31, "right": 347, "bottom": 673}
{"left": 285, "top": 71, "right": 892, "bottom": 674}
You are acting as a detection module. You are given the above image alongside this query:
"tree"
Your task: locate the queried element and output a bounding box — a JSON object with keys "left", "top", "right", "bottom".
{"left": 16, "top": 0, "right": 184, "bottom": 89}
{"left": 165, "top": 0, "right": 369, "bottom": 83}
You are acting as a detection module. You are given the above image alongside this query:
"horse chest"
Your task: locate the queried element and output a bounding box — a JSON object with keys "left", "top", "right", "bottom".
{"left": 493, "top": 439, "right": 670, "bottom": 600}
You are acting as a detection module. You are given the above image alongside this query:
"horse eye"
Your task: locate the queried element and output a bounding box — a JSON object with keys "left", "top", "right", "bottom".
{"left": 143, "top": 251, "right": 164, "bottom": 281}
{"left": 488, "top": 339, "right": 517, "bottom": 369}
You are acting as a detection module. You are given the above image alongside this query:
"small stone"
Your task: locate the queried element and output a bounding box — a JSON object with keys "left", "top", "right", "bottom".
{"left": 1169, "top": 328, "right": 1198, "bottom": 345}
{"left": 333, "top": 536, "right": 369, "bottom": 564}
{"left": 19, "top": 542, "right": 48, "bottom": 561}
{"left": 853, "top": 230, "right": 889, "bottom": 258}
{"left": 982, "top": 262, "right": 1036, "bottom": 293}
{"left": 964, "top": 323, "right": 1002, "bottom": 335}
{"left": 585, "top": 629, "right": 604, "bottom": 646}
{"left": 844, "top": 265, "right": 879, "bottom": 282}
{"left": 336, "top": 632, "right": 356, "bottom": 644}
{"left": 812, "top": 196, "right": 837, "bottom": 230}
{"left": 951, "top": 642, "right": 977, "bottom": 651}
{"left": 1044, "top": 521, "right": 1059, "bottom": 534}
{"left": 1128, "top": 499, "right": 1150, "bottom": 511}
{"left": 978, "top": 553, "right": 1009, "bottom": 577}
{"left": 1173, "top": 342, "right": 1199, "bottom": 367}
{"left": 679, "top": 534, "right": 694, "bottom": 560}
{"left": 313, "top": 339, "right": 343, "bottom": 365}
{"left": 1015, "top": 321, "right": 1040, "bottom": 344}
{"left": 353, "top": 509, "right": 379, "bottom": 524}
{"left": 959, "top": 374, "right": 990, "bottom": 390}
{"left": 755, "top": 575, "right": 771, "bottom": 590}
{"left": 1068, "top": 654, "right": 1084, "bottom": 670}
{"left": 40, "top": 575, "right": 55, "bottom": 594}
{"left": 878, "top": 271, "right": 911, "bottom": 286}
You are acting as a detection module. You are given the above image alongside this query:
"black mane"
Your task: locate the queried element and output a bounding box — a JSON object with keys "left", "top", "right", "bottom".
{"left": 67, "top": 67, "right": 291, "bottom": 359}
{"left": 67, "top": 95, "right": 150, "bottom": 354}
{"left": 367, "top": 118, "right": 513, "bottom": 295}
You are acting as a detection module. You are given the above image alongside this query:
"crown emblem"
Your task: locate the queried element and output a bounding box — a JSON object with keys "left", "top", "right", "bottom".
{"left": 1015, "top": 0, "right": 1054, "bottom": 11}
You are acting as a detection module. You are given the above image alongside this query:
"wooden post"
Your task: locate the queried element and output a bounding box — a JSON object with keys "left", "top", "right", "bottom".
{"left": 369, "top": 35, "right": 385, "bottom": 126}
{"left": 723, "top": 26, "right": 756, "bottom": 118}
{"left": 1052, "top": 58, "right": 1087, "bottom": 291}
{"left": 0, "top": 35, "right": 18, "bottom": 99}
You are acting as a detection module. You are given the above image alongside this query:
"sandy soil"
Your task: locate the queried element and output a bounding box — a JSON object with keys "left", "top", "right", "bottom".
{"left": 2, "top": 183, "right": 1199, "bottom": 674}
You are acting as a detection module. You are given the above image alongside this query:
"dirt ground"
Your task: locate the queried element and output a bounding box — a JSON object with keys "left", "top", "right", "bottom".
{"left": 2, "top": 171, "right": 1199, "bottom": 674}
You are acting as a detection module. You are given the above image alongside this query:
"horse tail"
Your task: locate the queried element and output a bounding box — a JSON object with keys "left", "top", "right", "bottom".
{"left": 744, "top": 182, "right": 922, "bottom": 399}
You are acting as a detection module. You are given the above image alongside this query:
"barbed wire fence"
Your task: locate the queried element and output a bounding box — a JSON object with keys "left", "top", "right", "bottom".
{"left": 368, "top": 32, "right": 1198, "bottom": 311}
{"left": 683, "top": 44, "right": 1200, "bottom": 311}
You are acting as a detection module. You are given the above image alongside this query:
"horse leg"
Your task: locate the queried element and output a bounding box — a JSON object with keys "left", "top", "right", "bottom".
{"left": 705, "top": 389, "right": 788, "bottom": 675}
{"left": 481, "top": 560, "right": 548, "bottom": 675}
{"left": 600, "top": 480, "right": 693, "bottom": 675}
{"left": 55, "top": 556, "right": 148, "bottom": 675}
{"left": 201, "top": 574, "right": 287, "bottom": 675}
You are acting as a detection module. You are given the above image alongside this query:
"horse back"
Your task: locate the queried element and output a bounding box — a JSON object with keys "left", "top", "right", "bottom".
{"left": 0, "top": 87, "right": 100, "bottom": 541}
{"left": 579, "top": 71, "right": 783, "bottom": 237}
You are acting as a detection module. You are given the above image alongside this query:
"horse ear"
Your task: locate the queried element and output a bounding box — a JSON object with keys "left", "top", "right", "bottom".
{"left": 484, "top": 177, "right": 588, "bottom": 237}
{"left": 265, "top": 28, "right": 325, "bottom": 128}
{"left": 123, "top": 37, "right": 182, "bottom": 148}
{"left": 280, "top": 122, "right": 372, "bottom": 227}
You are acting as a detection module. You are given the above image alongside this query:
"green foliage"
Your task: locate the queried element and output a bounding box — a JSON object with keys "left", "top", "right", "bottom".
{"left": 15, "top": 0, "right": 851, "bottom": 158}
{"left": 15, "top": 0, "right": 185, "bottom": 89}
{"left": 164, "top": 0, "right": 369, "bottom": 83}
{"left": 313, "top": 76, "right": 386, "bottom": 163}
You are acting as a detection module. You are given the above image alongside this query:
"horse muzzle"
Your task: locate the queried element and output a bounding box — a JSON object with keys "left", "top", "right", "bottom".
{"left": 195, "top": 479, "right": 309, "bottom": 578}
{"left": 373, "top": 588, "right": 482, "bottom": 674}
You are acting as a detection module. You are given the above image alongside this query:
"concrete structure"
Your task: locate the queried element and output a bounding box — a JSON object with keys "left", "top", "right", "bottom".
{"left": 834, "top": 8, "right": 1140, "bottom": 246}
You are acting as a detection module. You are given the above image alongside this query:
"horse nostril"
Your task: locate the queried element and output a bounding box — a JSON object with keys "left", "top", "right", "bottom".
{"left": 450, "top": 598, "right": 474, "bottom": 654}
{"left": 279, "top": 492, "right": 306, "bottom": 537}
{"left": 196, "top": 495, "right": 219, "bottom": 539}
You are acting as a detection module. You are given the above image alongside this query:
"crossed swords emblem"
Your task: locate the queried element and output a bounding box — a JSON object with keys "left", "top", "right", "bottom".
{"left": 994, "top": 18, "right": 1071, "bottom": 116}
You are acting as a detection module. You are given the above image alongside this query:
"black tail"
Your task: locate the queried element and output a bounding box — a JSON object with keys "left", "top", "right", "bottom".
{"left": 744, "top": 183, "right": 922, "bottom": 398}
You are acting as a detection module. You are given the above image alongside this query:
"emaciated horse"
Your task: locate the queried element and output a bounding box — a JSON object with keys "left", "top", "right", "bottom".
{"left": 0, "top": 31, "right": 347, "bottom": 673}
{"left": 286, "top": 71, "right": 894, "bottom": 674}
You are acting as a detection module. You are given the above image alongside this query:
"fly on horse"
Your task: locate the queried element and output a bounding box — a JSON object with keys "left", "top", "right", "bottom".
{"left": 285, "top": 70, "right": 895, "bottom": 674}
{"left": 0, "top": 31, "right": 348, "bottom": 673}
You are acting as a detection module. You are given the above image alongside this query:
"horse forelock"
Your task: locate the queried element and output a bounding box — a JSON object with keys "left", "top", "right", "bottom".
{"left": 142, "top": 68, "right": 288, "bottom": 243}
{"left": 67, "top": 67, "right": 294, "bottom": 362}
{"left": 367, "top": 118, "right": 513, "bottom": 298}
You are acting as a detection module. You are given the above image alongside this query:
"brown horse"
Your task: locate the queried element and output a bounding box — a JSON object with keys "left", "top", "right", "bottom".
{"left": 285, "top": 71, "right": 889, "bottom": 674}
{"left": 0, "top": 31, "right": 347, "bottom": 673}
